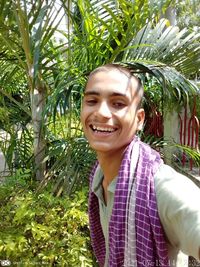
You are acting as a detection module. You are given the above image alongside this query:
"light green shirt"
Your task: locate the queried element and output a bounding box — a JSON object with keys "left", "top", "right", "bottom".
{"left": 91, "top": 166, "right": 117, "bottom": 266}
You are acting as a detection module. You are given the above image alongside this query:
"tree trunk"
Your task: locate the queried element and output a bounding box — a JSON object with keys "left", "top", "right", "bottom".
{"left": 163, "top": 110, "right": 179, "bottom": 165}
{"left": 163, "top": 6, "right": 177, "bottom": 165}
{"left": 31, "top": 86, "right": 46, "bottom": 181}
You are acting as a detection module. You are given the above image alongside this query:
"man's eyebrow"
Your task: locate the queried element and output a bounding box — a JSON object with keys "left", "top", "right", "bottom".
{"left": 110, "top": 92, "right": 127, "bottom": 97}
{"left": 83, "top": 90, "right": 127, "bottom": 97}
{"left": 83, "top": 91, "right": 100, "bottom": 96}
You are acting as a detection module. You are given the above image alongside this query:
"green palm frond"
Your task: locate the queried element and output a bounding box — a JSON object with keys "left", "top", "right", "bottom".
{"left": 68, "top": 0, "right": 173, "bottom": 70}
{"left": 173, "top": 143, "right": 200, "bottom": 166}
{"left": 38, "top": 137, "right": 96, "bottom": 196}
{"left": 123, "top": 18, "right": 200, "bottom": 77}
{"left": 0, "top": 0, "right": 199, "bottom": 189}
{"left": 69, "top": 1, "right": 199, "bottom": 100}
{"left": 120, "top": 61, "right": 199, "bottom": 103}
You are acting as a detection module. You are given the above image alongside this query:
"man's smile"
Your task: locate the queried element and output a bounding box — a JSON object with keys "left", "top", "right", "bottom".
{"left": 81, "top": 66, "right": 145, "bottom": 154}
{"left": 89, "top": 124, "right": 118, "bottom": 133}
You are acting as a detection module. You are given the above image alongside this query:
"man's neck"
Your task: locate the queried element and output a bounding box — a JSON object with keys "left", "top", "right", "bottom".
{"left": 97, "top": 148, "right": 126, "bottom": 185}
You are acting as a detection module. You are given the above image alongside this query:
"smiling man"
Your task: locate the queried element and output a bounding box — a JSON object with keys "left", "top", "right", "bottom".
{"left": 81, "top": 65, "right": 144, "bottom": 154}
{"left": 81, "top": 63, "right": 200, "bottom": 267}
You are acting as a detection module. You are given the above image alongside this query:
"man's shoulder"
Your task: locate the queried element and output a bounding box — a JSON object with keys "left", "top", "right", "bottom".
{"left": 155, "top": 163, "right": 199, "bottom": 190}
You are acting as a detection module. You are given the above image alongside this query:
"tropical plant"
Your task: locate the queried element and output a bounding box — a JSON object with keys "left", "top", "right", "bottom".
{"left": 37, "top": 136, "right": 96, "bottom": 196}
{"left": 61, "top": 0, "right": 200, "bottom": 115}
{"left": 0, "top": 0, "right": 67, "bottom": 181}
{"left": 0, "top": 0, "right": 199, "bottom": 193}
{"left": 176, "top": 0, "right": 200, "bottom": 29}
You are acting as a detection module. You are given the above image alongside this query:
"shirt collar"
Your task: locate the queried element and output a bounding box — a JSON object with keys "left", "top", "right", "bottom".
{"left": 92, "top": 164, "right": 117, "bottom": 195}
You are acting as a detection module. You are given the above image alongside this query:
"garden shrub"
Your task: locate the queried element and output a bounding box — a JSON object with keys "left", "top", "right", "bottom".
{"left": 0, "top": 176, "right": 95, "bottom": 266}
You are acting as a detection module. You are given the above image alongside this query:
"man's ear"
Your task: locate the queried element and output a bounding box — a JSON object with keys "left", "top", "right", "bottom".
{"left": 136, "top": 108, "right": 145, "bottom": 131}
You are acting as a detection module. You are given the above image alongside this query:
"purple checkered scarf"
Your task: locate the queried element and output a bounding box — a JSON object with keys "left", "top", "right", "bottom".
{"left": 88, "top": 137, "right": 169, "bottom": 267}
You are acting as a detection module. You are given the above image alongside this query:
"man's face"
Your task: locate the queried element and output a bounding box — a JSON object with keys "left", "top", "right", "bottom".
{"left": 81, "top": 69, "right": 144, "bottom": 156}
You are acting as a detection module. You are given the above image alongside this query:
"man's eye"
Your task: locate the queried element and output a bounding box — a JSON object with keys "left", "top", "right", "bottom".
{"left": 112, "top": 102, "right": 125, "bottom": 108}
{"left": 85, "top": 99, "right": 97, "bottom": 105}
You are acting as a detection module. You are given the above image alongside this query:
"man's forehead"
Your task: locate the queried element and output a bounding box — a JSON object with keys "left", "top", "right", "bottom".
{"left": 86, "top": 69, "right": 141, "bottom": 94}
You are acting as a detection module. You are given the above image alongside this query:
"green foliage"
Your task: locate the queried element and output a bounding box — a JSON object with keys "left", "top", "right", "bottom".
{"left": 176, "top": 0, "right": 200, "bottom": 30}
{"left": 0, "top": 125, "right": 34, "bottom": 173}
{"left": 0, "top": 179, "right": 95, "bottom": 266}
{"left": 173, "top": 143, "right": 200, "bottom": 167}
{"left": 40, "top": 136, "right": 96, "bottom": 196}
{"left": 0, "top": 0, "right": 199, "bottom": 187}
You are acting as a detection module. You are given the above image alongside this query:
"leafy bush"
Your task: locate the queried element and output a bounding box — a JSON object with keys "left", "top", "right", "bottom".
{"left": 0, "top": 177, "right": 95, "bottom": 266}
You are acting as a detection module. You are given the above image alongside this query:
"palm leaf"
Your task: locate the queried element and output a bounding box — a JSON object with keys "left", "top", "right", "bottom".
{"left": 173, "top": 143, "right": 200, "bottom": 166}
{"left": 37, "top": 137, "right": 96, "bottom": 196}
{"left": 118, "top": 61, "right": 198, "bottom": 104}
{"left": 123, "top": 19, "right": 200, "bottom": 78}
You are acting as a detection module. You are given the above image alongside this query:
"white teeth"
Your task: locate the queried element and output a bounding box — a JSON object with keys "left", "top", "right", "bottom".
{"left": 92, "top": 125, "right": 115, "bottom": 132}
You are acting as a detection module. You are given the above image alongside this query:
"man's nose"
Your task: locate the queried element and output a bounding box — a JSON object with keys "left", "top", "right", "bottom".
{"left": 96, "top": 101, "right": 112, "bottom": 118}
